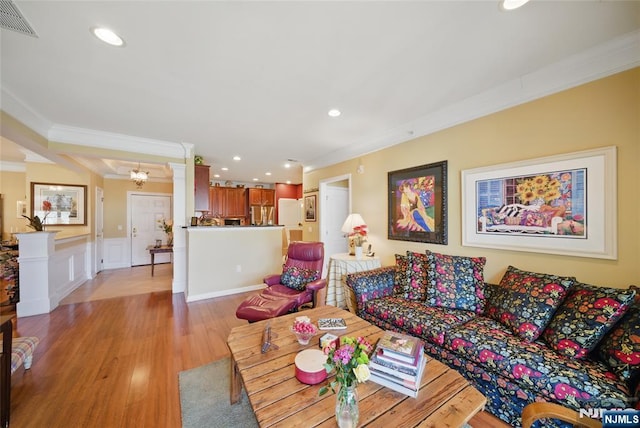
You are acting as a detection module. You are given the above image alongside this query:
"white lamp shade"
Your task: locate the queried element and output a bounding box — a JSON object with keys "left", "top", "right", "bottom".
{"left": 341, "top": 213, "right": 366, "bottom": 233}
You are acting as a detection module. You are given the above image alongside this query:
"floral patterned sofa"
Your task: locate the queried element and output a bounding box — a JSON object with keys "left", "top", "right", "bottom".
{"left": 346, "top": 251, "right": 639, "bottom": 427}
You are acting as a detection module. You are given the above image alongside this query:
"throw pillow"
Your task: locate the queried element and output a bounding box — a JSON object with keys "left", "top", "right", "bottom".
{"left": 597, "top": 292, "right": 640, "bottom": 387}
{"left": 542, "top": 283, "right": 635, "bottom": 359}
{"left": 425, "top": 250, "right": 486, "bottom": 313}
{"left": 406, "top": 251, "right": 429, "bottom": 301}
{"left": 280, "top": 265, "right": 319, "bottom": 291}
{"left": 485, "top": 265, "right": 575, "bottom": 342}
{"left": 393, "top": 254, "right": 410, "bottom": 297}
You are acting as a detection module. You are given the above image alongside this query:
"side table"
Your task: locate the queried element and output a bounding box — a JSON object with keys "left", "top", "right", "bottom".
{"left": 325, "top": 253, "right": 380, "bottom": 310}
{"left": 1, "top": 315, "right": 14, "bottom": 428}
{"left": 146, "top": 245, "right": 173, "bottom": 276}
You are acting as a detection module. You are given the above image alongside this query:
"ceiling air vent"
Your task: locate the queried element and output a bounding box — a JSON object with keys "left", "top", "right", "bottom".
{"left": 0, "top": 0, "right": 38, "bottom": 37}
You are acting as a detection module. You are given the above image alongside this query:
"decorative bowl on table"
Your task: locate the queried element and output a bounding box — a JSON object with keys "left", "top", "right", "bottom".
{"left": 291, "top": 316, "right": 318, "bottom": 345}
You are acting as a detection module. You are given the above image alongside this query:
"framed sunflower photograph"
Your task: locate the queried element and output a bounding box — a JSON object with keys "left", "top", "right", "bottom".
{"left": 461, "top": 146, "right": 617, "bottom": 259}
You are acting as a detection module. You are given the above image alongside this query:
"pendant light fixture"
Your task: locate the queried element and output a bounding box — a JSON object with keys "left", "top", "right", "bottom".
{"left": 130, "top": 163, "right": 149, "bottom": 188}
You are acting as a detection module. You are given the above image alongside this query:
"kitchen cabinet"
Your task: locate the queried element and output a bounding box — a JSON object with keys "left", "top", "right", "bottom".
{"left": 226, "top": 188, "right": 246, "bottom": 217}
{"left": 248, "top": 188, "right": 275, "bottom": 206}
{"left": 194, "top": 165, "right": 210, "bottom": 212}
{"left": 209, "top": 187, "right": 246, "bottom": 218}
{"left": 209, "top": 187, "right": 225, "bottom": 217}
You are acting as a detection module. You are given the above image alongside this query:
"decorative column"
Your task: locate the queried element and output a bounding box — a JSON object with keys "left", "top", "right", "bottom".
{"left": 169, "top": 162, "right": 187, "bottom": 294}
{"left": 15, "top": 231, "right": 57, "bottom": 317}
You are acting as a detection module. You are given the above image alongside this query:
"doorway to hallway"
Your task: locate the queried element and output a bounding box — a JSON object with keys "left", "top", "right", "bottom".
{"left": 129, "top": 193, "right": 172, "bottom": 266}
{"left": 319, "top": 174, "right": 351, "bottom": 276}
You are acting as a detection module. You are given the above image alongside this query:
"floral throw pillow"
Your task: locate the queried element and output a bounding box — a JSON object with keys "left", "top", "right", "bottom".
{"left": 280, "top": 265, "right": 319, "bottom": 291}
{"left": 597, "top": 304, "right": 640, "bottom": 387}
{"left": 406, "top": 251, "right": 429, "bottom": 301}
{"left": 484, "top": 265, "right": 575, "bottom": 342}
{"left": 542, "top": 283, "right": 635, "bottom": 359}
{"left": 425, "top": 250, "right": 486, "bottom": 313}
{"left": 394, "top": 254, "right": 410, "bottom": 297}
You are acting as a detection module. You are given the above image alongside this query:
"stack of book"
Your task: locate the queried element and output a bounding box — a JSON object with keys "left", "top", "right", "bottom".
{"left": 368, "top": 330, "right": 426, "bottom": 398}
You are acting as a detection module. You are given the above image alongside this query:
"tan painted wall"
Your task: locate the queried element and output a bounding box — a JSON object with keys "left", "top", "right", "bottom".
{"left": 186, "top": 226, "right": 283, "bottom": 299}
{"left": 304, "top": 68, "right": 640, "bottom": 288}
{"left": 0, "top": 162, "right": 104, "bottom": 240}
{"left": 0, "top": 171, "right": 28, "bottom": 239}
{"left": 25, "top": 163, "right": 95, "bottom": 239}
{"left": 1, "top": 169, "right": 175, "bottom": 241}
{"left": 103, "top": 179, "right": 174, "bottom": 238}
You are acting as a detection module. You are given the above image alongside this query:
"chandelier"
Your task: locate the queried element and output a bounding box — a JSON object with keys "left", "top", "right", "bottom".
{"left": 130, "top": 163, "right": 149, "bottom": 188}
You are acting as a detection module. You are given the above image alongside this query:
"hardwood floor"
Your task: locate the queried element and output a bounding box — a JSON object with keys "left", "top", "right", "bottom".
{"left": 8, "top": 265, "right": 509, "bottom": 428}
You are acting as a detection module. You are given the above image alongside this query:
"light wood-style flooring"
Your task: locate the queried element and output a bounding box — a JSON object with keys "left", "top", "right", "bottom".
{"left": 8, "top": 264, "right": 508, "bottom": 427}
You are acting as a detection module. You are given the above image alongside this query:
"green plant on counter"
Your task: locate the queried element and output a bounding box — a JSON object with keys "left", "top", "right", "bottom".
{"left": 23, "top": 200, "right": 52, "bottom": 231}
{"left": 22, "top": 212, "right": 52, "bottom": 231}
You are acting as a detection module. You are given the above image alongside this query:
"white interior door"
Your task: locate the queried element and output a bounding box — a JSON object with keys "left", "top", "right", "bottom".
{"left": 95, "top": 186, "right": 104, "bottom": 274}
{"left": 131, "top": 193, "right": 172, "bottom": 266}
{"left": 320, "top": 178, "right": 350, "bottom": 275}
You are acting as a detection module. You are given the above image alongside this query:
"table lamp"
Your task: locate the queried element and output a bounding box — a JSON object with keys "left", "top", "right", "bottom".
{"left": 341, "top": 213, "right": 366, "bottom": 255}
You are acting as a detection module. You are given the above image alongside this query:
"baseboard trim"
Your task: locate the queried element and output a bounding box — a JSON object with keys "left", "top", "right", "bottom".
{"left": 185, "top": 284, "right": 266, "bottom": 303}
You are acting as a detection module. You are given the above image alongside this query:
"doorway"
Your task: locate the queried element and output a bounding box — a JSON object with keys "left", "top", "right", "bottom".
{"left": 95, "top": 186, "right": 104, "bottom": 274}
{"left": 129, "top": 193, "right": 172, "bottom": 266}
{"left": 319, "top": 174, "right": 351, "bottom": 275}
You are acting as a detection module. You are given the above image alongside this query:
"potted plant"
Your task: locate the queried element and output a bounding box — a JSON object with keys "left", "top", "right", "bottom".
{"left": 158, "top": 218, "right": 173, "bottom": 246}
{"left": 22, "top": 200, "right": 52, "bottom": 231}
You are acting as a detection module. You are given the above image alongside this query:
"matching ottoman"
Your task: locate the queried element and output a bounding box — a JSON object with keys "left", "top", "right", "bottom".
{"left": 9, "top": 336, "right": 39, "bottom": 373}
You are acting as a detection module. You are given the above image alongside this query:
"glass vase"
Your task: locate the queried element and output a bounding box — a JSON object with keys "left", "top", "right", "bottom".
{"left": 166, "top": 232, "right": 173, "bottom": 247}
{"left": 290, "top": 325, "right": 316, "bottom": 345}
{"left": 335, "top": 384, "right": 359, "bottom": 428}
{"left": 354, "top": 246, "right": 363, "bottom": 260}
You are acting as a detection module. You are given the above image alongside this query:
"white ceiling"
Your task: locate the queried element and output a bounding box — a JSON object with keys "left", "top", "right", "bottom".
{"left": 1, "top": 1, "right": 639, "bottom": 184}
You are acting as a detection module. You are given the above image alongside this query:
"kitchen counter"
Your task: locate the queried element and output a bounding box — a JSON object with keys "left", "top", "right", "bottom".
{"left": 186, "top": 225, "right": 281, "bottom": 228}
{"left": 184, "top": 225, "right": 284, "bottom": 302}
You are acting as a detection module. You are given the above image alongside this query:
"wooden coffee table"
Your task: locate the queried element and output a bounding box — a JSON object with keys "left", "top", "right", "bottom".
{"left": 227, "top": 306, "right": 486, "bottom": 427}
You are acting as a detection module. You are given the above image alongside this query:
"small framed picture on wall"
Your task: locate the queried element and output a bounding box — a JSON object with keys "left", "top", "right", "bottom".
{"left": 304, "top": 195, "right": 316, "bottom": 222}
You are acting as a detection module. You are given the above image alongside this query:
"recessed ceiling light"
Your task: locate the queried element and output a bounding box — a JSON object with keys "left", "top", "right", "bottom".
{"left": 500, "top": 0, "right": 531, "bottom": 11}
{"left": 286, "top": 180, "right": 291, "bottom": 184}
{"left": 233, "top": 156, "right": 241, "bottom": 161}
{"left": 284, "top": 163, "right": 291, "bottom": 168}
{"left": 91, "top": 27, "right": 125, "bottom": 47}
{"left": 265, "top": 172, "right": 272, "bottom": 176}
{"left": 252, "top": 178, "right": 259, "bottom": 181}
{"left": 328, "top": 109, "right": 341, "bottom": 117}
{"left": 221, "top": 167, "right": 229, "bottom": 171}
{"left": 213, "top": 174, "right": 220, "bottom": 178}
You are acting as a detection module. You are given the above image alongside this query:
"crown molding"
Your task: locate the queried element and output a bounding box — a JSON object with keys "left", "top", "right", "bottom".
{"left": 1, "top": 88, "right": 194, "bottom": 161}
{"left": 104, "top": 174, "right": 173, "bottom": 183}
{"left": 23, "top": 150, "right": 54, "bottom": 163}
{"left": 306, "top": 29, "right": 640, "bottom": 172}
{"left": 48, "top": 125, "right": 192, "bottom": 160}
{"left": 0, "top": 161, "right": 26, "bottom": 172}
{"left": 0, "top": 88, "right": 52, "bottom": 137}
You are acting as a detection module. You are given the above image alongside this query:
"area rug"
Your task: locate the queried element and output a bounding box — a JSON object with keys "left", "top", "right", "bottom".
{"left": 179, "top": 358, "right": 259, "bottom": 428}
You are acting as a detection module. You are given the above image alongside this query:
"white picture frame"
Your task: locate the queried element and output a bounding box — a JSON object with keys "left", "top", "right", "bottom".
{"left": 461, "top": 146, "right": 617, "bottom": 259}
{"left": 16, "top": 200, "right": 27, "bottom": 218}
